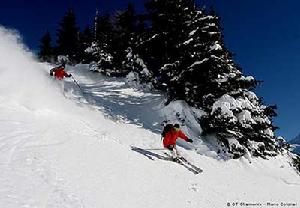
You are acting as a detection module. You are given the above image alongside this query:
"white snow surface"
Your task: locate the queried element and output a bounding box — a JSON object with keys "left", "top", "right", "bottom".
{"left": 0, "top": 26, "right": 299, "bottom": 208}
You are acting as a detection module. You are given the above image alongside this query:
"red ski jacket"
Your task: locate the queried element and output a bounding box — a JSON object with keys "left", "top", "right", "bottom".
{"left": 163, "top": 129, "right": 188, "bottom": 148}
{"left": 53, "top": 67, "right": 70, "bottom": 80}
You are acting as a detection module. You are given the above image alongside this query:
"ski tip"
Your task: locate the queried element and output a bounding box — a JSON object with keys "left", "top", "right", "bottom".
{"left": 193, "top": 170, "right": 203, "bottom": 174}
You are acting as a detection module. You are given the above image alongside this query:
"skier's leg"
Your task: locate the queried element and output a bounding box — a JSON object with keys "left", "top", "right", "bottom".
{"left": 167, "top": 145, "right": 177, "bottom": 160}
{"left": 173, "top": 146, "right": 181, "bottom": 158}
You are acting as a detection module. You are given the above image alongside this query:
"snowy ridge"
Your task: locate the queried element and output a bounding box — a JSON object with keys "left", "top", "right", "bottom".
{"left": 0, "top": 26, "right": 299, "bottom": 207}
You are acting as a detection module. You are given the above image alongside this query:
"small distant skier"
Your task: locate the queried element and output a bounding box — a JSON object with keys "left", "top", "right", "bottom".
{"left": 162, "top": 124, "right": 193, "bottom": 161}
{"left": 50, "top": 63, "right": 72, "bottom": 80}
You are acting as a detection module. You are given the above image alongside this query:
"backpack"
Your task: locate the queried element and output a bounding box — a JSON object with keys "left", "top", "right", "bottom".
{"left": 161, "top": 124, "right": 174, "bottom": 138}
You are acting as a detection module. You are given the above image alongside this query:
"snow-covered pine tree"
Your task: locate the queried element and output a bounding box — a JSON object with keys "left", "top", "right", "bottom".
{"left": 38, "top": 31, "right": 54, "bottom": 62}
{"left": 85, "top": 42, "right": 114, "bottom": 74}
{"left": 123, "top": 47, "right": 152, "bottom": 86}
{"left": 85, "top": 11, "right": 115, "bottom": 74}
{"left": 292, "top": 156, "right": 300, "bottom": 173}
{"left": 114, "top": 3, "right": 140, "bottom": 71}
{"left": 175, "top": 8, "right": 278, "bottom": 158}
{"left": 56, "top": 9, "right": 79, "bottom": 62}
{"left": 141, "top": 0, "right": 196, "bottom": 76}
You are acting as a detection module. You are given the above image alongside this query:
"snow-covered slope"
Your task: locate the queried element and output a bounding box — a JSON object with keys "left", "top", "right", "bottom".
{"left": 0, "top": 26, "right": 299, "bottom": 208}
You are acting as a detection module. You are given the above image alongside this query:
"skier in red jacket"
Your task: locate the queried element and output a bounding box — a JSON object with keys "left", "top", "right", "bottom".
{"left": 162, "top": 124, "right": 193, "bottom": 160}
{"left": 50, "top": 63, "right": 72, "bottom": 80}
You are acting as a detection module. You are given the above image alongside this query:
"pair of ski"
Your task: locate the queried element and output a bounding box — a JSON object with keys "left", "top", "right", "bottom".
{"left": 131, "top": 147, "right": 203, "bottom": 174}
{"left": 164, "top": 153, "right": 203, "bottom": 174}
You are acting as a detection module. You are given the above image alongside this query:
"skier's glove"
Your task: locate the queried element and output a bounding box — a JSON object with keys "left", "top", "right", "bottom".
{"left": 187, "top": 138, "right": 193, "bottom": 143}
{"left": 67, "top": 74, "right": 72, "bottom": 77}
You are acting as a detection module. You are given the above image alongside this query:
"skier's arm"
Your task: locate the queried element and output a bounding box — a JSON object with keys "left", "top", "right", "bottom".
{"left": 178, "top": 130, "right": 188, "bottom": 141}
{"left": 63, "top": 71, "right": 72, "bottom": 77}
{"left": 179, "top": 131, "right": 193, "bottom": 143}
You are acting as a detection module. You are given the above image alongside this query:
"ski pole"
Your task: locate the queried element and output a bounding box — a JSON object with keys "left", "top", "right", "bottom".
{"left": 71, "top": 75, "right": 83, "bottom": 91}
{"left": 70, "top": 75, "right": 94, "bottom": 105}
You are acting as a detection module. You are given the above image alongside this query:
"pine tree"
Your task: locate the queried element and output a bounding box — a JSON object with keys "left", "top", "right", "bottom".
{"left": 172, "top": 8, "right": 278, "bottom": 158}
{"left": 175, "top": 9, "right": 245, "bottom": 104}
{"left": 56, "top": 9, "right": 79, "bottom": 61}
{"left": 123, "top": 47, "right": 152, "bottom": 84}
{"left": 38, "top": 31, "right": 54, "bottom": 62}
{"left": 141, "top": 0, "right": 195, "bottom": 75}
{"left": 114, "top": 3, "right": 144, "bottom": 75}
{"left": 136, "top": 14, "right": 147, "bottom": 37}
{"left": 292, "top": 156, "right": 300, "bottom": 173}
{"left": 115, "top": 3, "right": 139, "bottom": 46}
{"left": 87, "top": 11, "right": 115, "bottom": 74}
{"left": 94, "top": 11, "right": 114, "bottom": 50}
{"left": 77, "top": 26, "right": 93, "bottom": 63}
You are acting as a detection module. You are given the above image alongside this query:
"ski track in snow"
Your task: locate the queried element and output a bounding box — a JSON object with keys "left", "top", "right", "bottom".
{"left": 66, "top": 65, "right": 164, "bottom": 134}
{"left": 0, "top": 27, "right": 299, "bottom": 207}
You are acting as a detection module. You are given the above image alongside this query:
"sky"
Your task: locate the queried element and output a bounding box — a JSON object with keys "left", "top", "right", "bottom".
{"left": 0, "top": 0, "right": 299, "bottom": 140}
